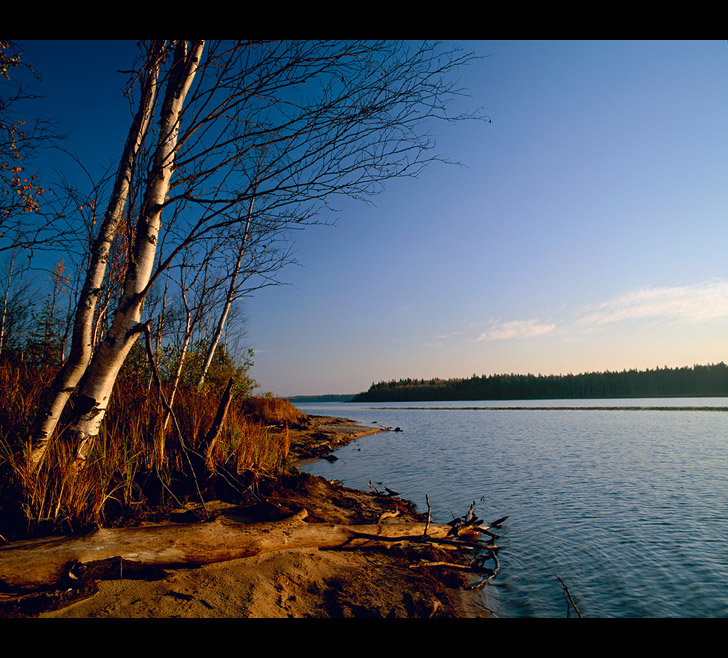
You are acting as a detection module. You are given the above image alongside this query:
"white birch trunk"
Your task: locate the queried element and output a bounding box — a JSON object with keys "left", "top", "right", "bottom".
{"left": 26, "top": 43, "right": 166, "bottom": 473}
{"left": 70, "top": 41, "right": 205, "bottom": 471}
{"left": 195, "top": 243, "right": 244, "bottom": 389}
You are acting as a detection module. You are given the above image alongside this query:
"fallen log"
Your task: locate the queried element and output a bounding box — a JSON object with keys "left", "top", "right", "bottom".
{"left": 0, "top": 509, "right": 457, "bottom": 591}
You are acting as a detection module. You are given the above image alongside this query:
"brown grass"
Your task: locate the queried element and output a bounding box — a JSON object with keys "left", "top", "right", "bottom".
{"left": 237, "top": 395, "right": 306, "bottom": 426}
{"left": 0, "top": 355, "right": 302, "bottom": 538}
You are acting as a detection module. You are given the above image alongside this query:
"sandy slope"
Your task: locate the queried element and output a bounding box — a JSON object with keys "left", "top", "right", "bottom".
{"left": 23, "top": 417, "right": 492, "bottom": 618}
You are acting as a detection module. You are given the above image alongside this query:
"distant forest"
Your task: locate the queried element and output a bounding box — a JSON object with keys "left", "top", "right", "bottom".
{"left": 352, "top": 363, "right": 728, "bottom": 402}
{"left": 288, "top": 394, "right": 355, "bottom": 403}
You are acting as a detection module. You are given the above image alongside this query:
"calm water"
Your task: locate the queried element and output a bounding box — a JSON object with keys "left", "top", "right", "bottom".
{"left": 294, "top": 398, "right": 728, "bottom": 618}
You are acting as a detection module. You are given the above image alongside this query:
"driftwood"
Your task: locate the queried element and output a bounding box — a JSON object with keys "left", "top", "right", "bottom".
{"left": 411, "top": 503, "right": 508, "bottom": 591}
{"left": 409, "top": 552, "right": 500, "bottom": 590}
{"left": 0, "top": 509, "right": 458, "bottom": 592}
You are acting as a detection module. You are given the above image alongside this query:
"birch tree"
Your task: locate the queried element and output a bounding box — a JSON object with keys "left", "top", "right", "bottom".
{"left": 68, "top": 41, "right": 205, "bottom": 472}
{"left": 0, "top": 247, "right": 34, "bottom": 355}
{"left": 25, "top": 40, "right": 482, "bottom": 475}
{"left": 0, "top": 247, "right": 19, "bottom": 355}
{"left": 27, "top": 41, "right": 169, "bottom": 470}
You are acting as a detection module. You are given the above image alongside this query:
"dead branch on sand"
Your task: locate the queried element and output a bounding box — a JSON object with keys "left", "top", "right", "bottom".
{"left": 0, "top": 507, "right": 505, "bottom": 592}
{"left": 410, "top": 502, "right": 508, "bottom": 590}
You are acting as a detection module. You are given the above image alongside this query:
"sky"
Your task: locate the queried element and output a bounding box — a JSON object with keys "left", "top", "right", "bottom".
{"left": 11, "top": 40, "right": 728, "bottom": 397}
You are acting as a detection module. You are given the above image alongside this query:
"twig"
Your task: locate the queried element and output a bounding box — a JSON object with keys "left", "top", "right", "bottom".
{"left": 141, "top": 322, "right": 208, "bottom": 518}
{"left": 376, "top": 510, "right": 400, "bottom": 524}
{"left": 202, "top": 377, "right": 235, "bottom": 472}
{"left": 556, "top": 576, "right": 583, "bottom": 618}
{"left": 490, "top": 515, "right": 509, "bottom": 528}
{"left": 465, "top": 549, "right": 500, "bottom": 590}
{"left": 410, "top": 561, "right": 485, "bottom": 572}
{"left": 424, "top": 494, "right": 432, "bottom": 537}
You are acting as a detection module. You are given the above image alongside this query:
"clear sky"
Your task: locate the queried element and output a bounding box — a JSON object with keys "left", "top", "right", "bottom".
{"left": 13, "top": 40, "right": 728, "bottom": 397}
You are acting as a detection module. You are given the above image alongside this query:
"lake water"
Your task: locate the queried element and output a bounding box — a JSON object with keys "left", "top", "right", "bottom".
{"left": 293, "top": 398, "right": 728, "bottom": 618}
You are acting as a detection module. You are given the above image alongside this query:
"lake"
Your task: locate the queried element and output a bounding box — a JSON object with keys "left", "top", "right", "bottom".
{"left": 293, "top": 398, "right": 728, "bottom": 618}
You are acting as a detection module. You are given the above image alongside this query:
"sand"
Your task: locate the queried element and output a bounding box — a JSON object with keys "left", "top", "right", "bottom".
{"left": 9, "top": 417, "right": 494, "bottom": 618}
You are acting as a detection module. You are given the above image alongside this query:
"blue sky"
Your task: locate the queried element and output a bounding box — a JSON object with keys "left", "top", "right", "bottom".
{"left": 13, "top": 40, "right": 728, "bottom": 397}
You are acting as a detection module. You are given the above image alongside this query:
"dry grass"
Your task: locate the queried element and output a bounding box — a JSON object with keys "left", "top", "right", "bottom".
{"left": 0, "top": 355, "right": 302, "bottom": 538}
{"left": 237, "top": 395, "right": 306, "bottom": 426}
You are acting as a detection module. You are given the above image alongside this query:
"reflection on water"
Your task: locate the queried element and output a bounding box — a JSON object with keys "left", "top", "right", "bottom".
{"left": 296, "top": 398, "right": 728, "bottom": 617}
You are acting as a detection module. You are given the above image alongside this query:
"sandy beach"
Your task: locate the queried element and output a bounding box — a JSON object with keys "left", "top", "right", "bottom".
{"left": 2, "top": 416, "right": 493, "bottom": 619}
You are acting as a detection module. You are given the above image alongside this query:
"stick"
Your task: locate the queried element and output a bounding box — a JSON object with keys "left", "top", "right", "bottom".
{"left": 376, "top": 510, "right": 400, "bottom": 524}
{"left": 409, "top": 561, "right": 487, "bottom": 573}
{"left": 202, "top": 377, "right": 235, "bottom": 472}
{"left": 141, "top": 322, "right": 207, "bottom": 517}
{"left": 466, "top": 551, "right": 500, "bottom": 590}
{"left": 424, "top": 494, "right": 432, "bottom": 537}
{"left": 556, "top": 576, "right": 583, "bottom": 618}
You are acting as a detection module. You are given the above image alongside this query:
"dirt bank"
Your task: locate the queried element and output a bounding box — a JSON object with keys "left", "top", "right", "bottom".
{"left": 4, "top": 415, "right": 495, "bottom": 618}
{"left": 285, "top": 414, "right": 385, "bottom": 464}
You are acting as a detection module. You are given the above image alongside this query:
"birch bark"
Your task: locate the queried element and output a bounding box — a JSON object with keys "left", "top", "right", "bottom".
{"left": 26, "top": 41, "right": 167, "bottom": 473}
{"left": 69, "top": 41, "right": 205, "bottom": 472}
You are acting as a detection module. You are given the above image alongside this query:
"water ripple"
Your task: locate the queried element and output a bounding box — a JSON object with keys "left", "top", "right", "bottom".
{"left": 300, "top": 399, "right": 728, "bottom": 617}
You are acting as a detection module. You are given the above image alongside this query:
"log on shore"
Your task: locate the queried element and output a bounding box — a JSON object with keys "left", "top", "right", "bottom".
{"left": 0, "top": 509, "right": 454, "bottom": 591}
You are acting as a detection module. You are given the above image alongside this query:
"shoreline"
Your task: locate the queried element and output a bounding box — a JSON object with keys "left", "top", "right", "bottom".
{"left": 6, "top": 414, "right": 493, "bottom": 619}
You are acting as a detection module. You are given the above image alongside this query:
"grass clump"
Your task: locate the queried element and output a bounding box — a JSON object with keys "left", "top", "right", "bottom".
{"left": 0, "top": 354, "right": 304, "bottom": 540}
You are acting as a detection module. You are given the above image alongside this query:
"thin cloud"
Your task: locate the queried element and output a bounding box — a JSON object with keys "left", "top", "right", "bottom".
{"left": 575, "top": 280, "right": 728, "bottom": 329}
{"left": 457, "top": 280, "right": 727, "bottom": 347}
{"left": 424, "top": 340, "right": 444, "bottom": 348}
{"left": 476, "top": 318, "right": 556, "bottom": 342}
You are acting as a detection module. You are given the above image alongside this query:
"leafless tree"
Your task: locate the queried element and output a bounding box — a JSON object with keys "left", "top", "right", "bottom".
{"left": 25, "top": 40, "right": 484, "bottom": 474}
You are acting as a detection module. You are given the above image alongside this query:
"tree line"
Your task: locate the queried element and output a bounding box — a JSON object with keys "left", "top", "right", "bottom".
{"left": 352, "top": 363, "right": 728, "bottom": 402}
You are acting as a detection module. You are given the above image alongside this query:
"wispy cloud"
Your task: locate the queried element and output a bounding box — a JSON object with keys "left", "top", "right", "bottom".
{"left": 443, "top": 280, "right": 728, "bottom": 348}
{"left": 424, "top": 340, "right": 444, "bottom": 348}
{"left": 475, "top": 318, "right": 556, "bottom": 342}
{"left": 575, "top": 280, "right": 728, "bottom": 329}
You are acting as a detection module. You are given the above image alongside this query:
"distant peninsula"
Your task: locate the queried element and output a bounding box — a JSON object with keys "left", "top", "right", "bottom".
{"left": 351, "top": 363, "right": 728, "bottom": 403}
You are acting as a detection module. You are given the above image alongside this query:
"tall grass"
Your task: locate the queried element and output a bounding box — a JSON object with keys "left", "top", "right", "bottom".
{"left": 0, "top": 355, "right": 303, "bottom": 538}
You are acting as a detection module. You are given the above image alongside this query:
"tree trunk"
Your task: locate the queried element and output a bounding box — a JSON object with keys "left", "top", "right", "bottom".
{"left": 196, "top": 198, "right": 254, "bottom": 389}
{"left": 26, "top": 41, "right": 166, "bottom": 473}
{"left": 69, "top": 41, "right": 205, "bottom": 473}
{"left": 162, "top": 286, "right": 194, "bottom": 436}
{"left": 203, "top": 377, "right": 235, "bottom": 471}
{"left": 0, "top": 510, "right": 454, "bottom": 591}
{"left": 0, "top": 247, "right": 16, "bottom": 356}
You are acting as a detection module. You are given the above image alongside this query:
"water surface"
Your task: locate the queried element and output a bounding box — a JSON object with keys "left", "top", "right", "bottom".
{"left": 295, "top": 398, "right": 728, "bottom": 617}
